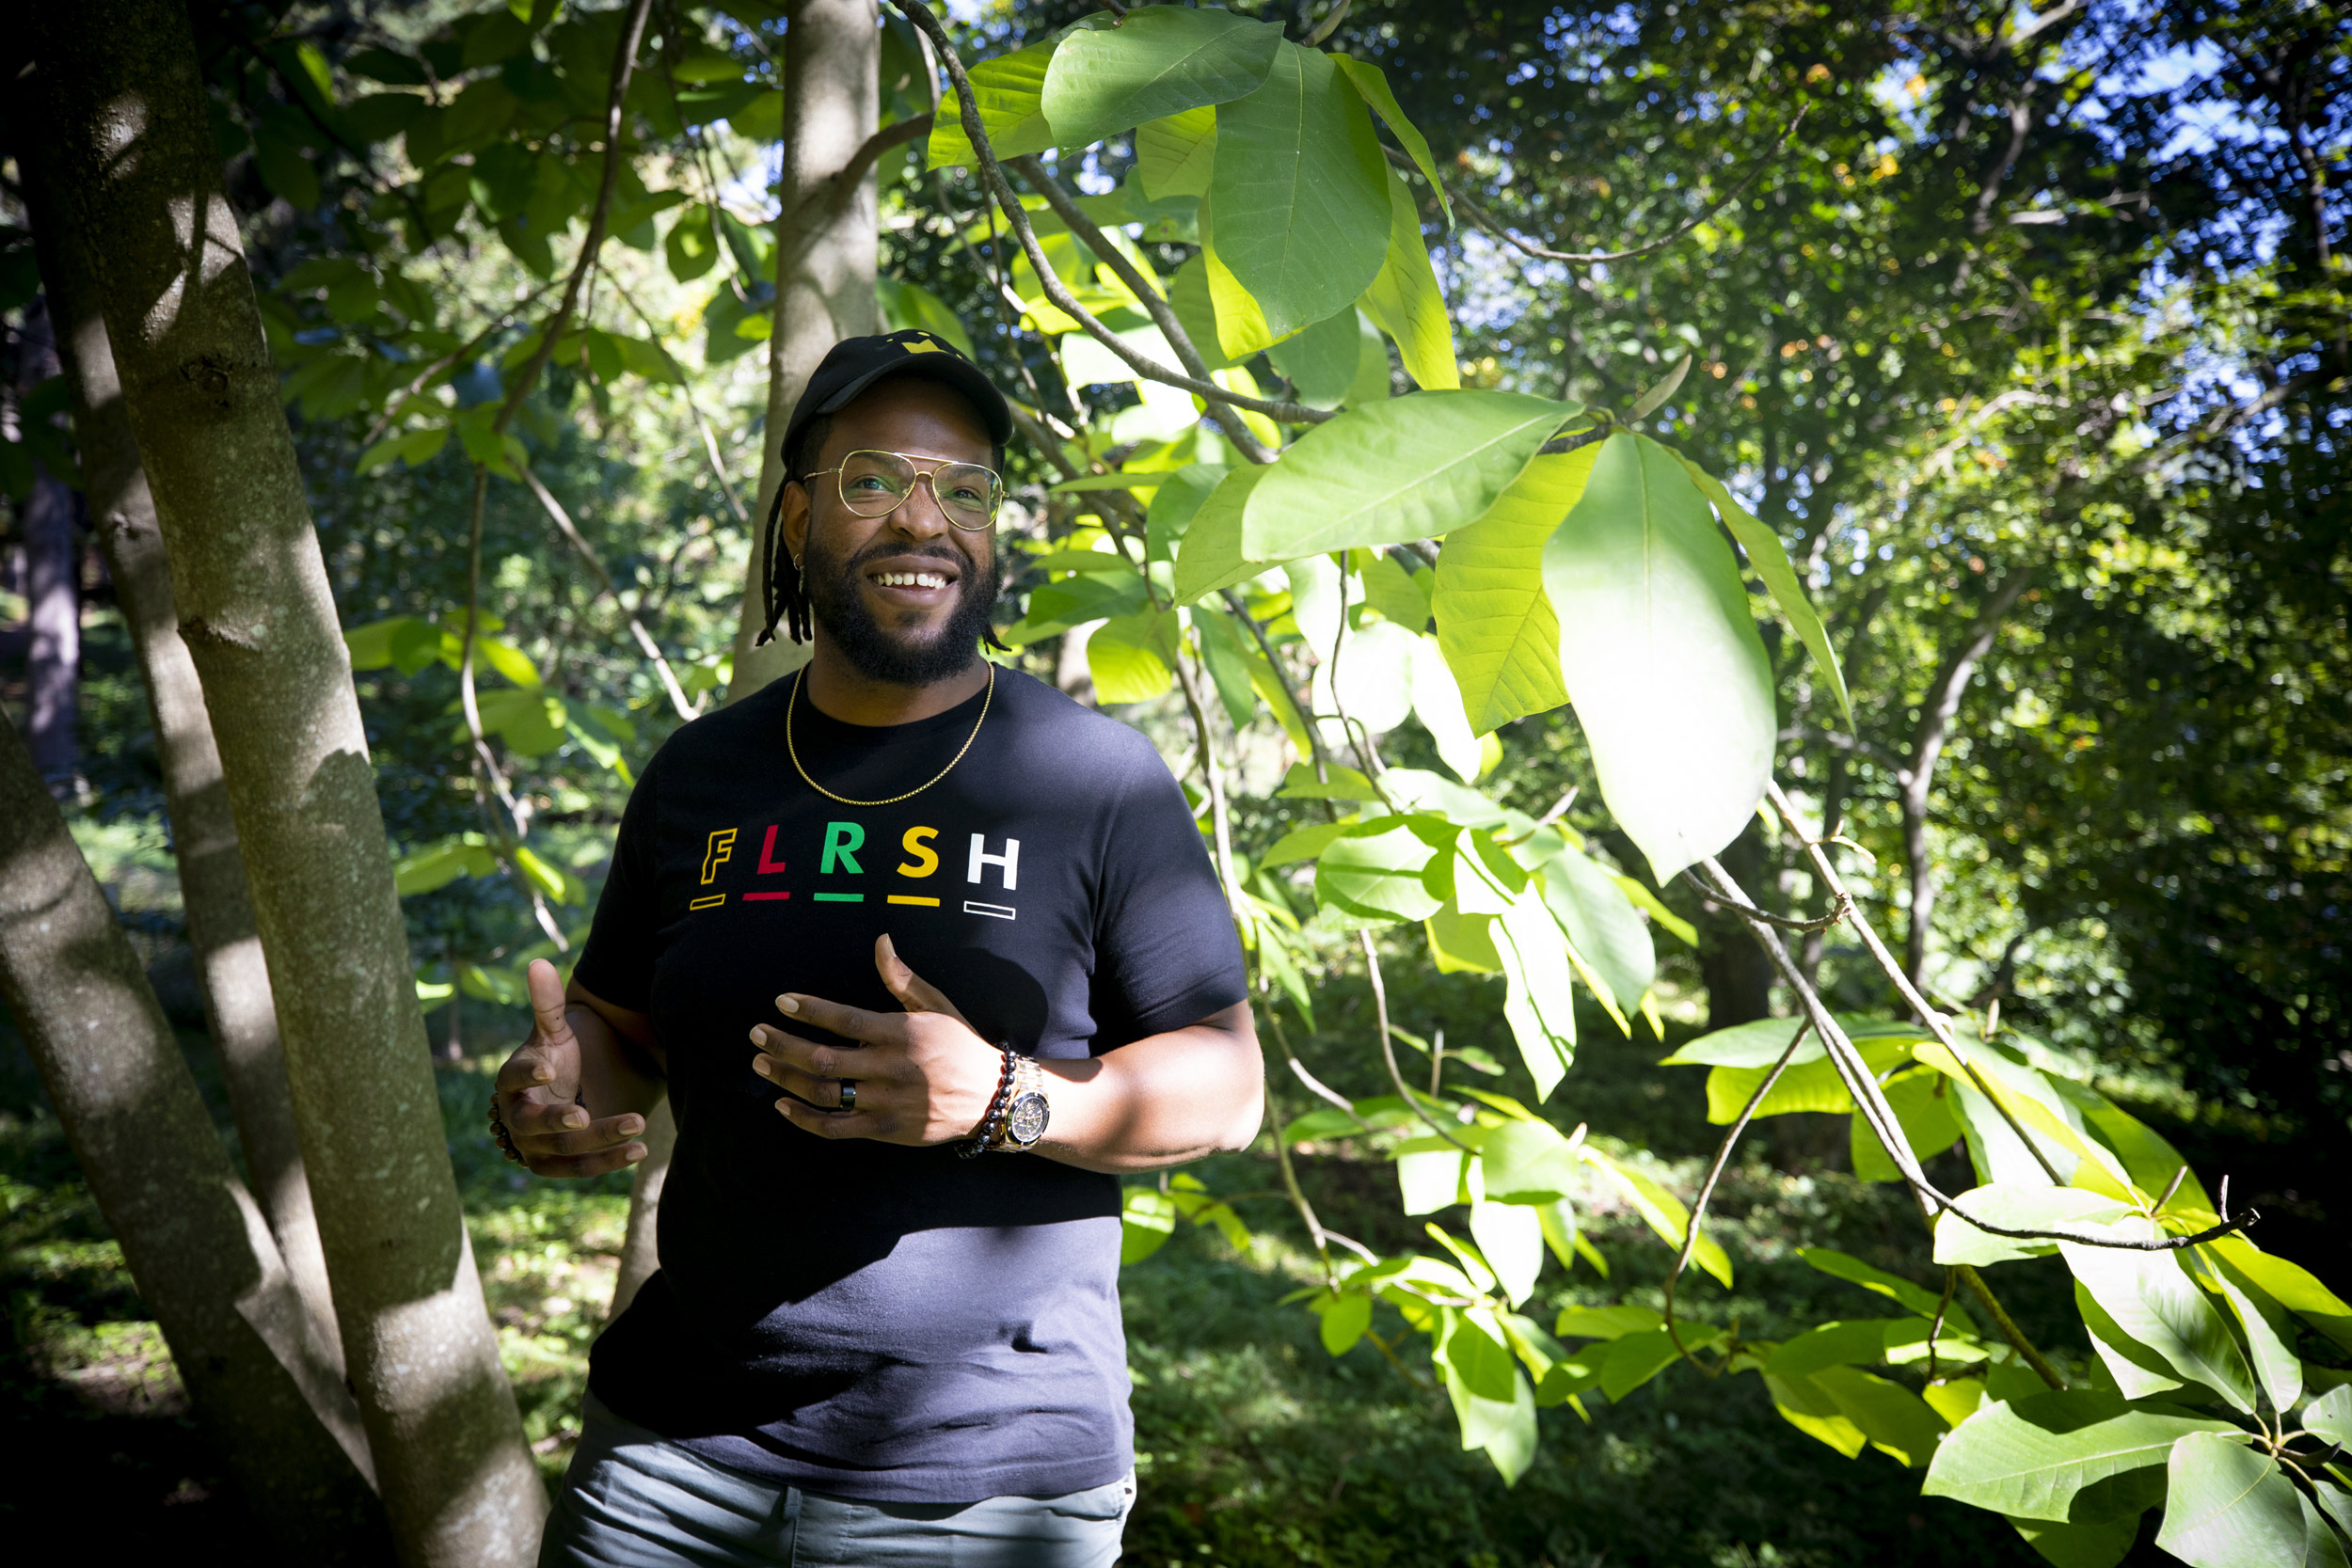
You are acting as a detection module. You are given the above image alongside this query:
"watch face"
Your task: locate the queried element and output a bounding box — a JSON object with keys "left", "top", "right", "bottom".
{"left": 1005, "top": 1091, "right": 1050, "bottom": 1147}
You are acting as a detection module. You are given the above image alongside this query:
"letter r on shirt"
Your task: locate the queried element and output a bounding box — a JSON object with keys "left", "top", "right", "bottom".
{"left": 821, "top": 822, "right": 865, "bottom": 875}
{"left": 967, "top": 833, "right": 1019, "bottom": 891}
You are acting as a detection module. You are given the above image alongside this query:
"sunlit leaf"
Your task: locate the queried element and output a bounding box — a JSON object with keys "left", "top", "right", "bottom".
{"left": 1041, "top": 7, "right": 1279, "bottom": 149}
{"left": 1242, "top": 390, "right": 1569, "bottom": 560}
{"left": 1206, "top": 40, "right": 1390, "bottom": 340}
{"left": 1431, "top": 447, "right": 1590, "bottom": 734}
{"left": 2155, "top": 1433, "right": 2303, "bottom": 1568}
{"left": 1360, "top": 162, "right": 1459, "bottom": 390}
{"left": 1542, "top": 432, "right": 1772, "bottom": 883}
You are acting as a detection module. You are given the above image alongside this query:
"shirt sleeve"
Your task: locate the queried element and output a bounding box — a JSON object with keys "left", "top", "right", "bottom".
{"left": 1090, "top": 746, "right": 1249, "bottom": 1041}
{"left": 571, "top": 758, "right": 661, "bottom": 1012}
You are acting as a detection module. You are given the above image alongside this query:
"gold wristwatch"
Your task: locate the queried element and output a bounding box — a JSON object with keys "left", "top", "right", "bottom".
{"left": 993, "top": 1054, "right": 1051, "bottom": 1152}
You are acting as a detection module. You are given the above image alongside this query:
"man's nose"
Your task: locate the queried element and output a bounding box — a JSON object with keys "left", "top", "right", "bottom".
{"left": 886, "top": 476, "right": 952, "bottom": 539}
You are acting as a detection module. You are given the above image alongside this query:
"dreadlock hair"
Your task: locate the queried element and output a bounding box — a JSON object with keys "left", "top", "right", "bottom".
{"left": 755, "top": 408, "right": 1012, "bottom": 652}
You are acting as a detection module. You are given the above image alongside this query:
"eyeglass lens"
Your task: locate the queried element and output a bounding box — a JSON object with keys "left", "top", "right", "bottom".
{"left": 838, "top": 450, "right": 1000, "bottom": 528}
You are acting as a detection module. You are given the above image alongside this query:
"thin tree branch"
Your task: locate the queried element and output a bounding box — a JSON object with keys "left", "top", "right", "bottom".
{"left": 1359, "top": 929, "right": 1470, "bottom": 1149}
{"left": 599, "top": 271, "right": 753, "bottom": 526}
{"left": 516, "top": 463, "right": 698, "bottom": 721}
{"left": 1412, "top": 103, "right": 1808, "bottom": 266}
{"left": 1008, "top": 154, "right": 1276, "bottom": 464}
{"left": 1663, "top": 1016, "right": 1813, "bottom": 1370}
{"left": 495, "top": 0, "right": 657, "bottom": 436}
{"left": 798, "top": 113, "right": 935, "bottom": 219}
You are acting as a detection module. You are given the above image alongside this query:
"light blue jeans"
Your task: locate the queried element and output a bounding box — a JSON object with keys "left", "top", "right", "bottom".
{"left": 538, "top": 1395, "right": 1133, "bottom": 1568}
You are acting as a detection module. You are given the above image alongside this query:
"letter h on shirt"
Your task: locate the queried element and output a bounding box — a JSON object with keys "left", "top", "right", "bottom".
{"left": 967, "top": 834, "right": 1019, "bottom": 891}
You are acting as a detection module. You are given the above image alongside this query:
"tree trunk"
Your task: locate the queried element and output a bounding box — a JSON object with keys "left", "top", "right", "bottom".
{"left": 15, "top": 110, "right": 346, "bottom": 1381}
{"left": 727, "top": 0, "right": 880, "bottom": 701}
{"left": 17, "top": 297, "right": 81, "bottom": 792}
{"left": 1697, "top": 817, "right": 1774, "bottom": 1031}
{"left": 624, "top": 0, "right": 882, "bottom": 1326}
{"left": 0, "top": 710, "right": 386, "bottom": 1560}
{"left": 1901, "top": 571, "right": 2030, "bottom": 989}
{"left": 607, "top": 1099, "right": 677, "bottom": 1319}
{"left": 29, "top": 10, "right": 547, "bottom": 1564}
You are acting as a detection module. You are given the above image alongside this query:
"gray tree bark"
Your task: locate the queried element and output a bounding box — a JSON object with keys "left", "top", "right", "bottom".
{"left": 606, "top": 1100, "right": 676, "bottom": 1318}
{"left": 14, "top": 109, "right": 345, "bottom": 1380}
{"left": 1900, "top": 570, "right": 2031, "bottom": 988}
{"left": 727, "top": 0, "right": 881, "bottom": 701}
{"left": 0, "top": 709, "right": 385, "bottom": 1560}
{"left": 16, "top": 298, "right": 81, "bottom": 790}
{"left": 29, "top": 8, "right": 547, "bottom": 1563}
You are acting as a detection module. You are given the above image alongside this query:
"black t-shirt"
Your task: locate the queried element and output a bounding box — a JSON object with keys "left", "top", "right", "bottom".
{"left": 572, "top": 666, "right": 1247, "bottom": 1502}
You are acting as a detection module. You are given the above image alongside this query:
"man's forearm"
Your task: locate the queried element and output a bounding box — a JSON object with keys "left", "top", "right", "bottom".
{"left": 1032, "top": 1006, "right": 1263, "bottom": 1175}
{"left": 568, "top": 1002, "right": 667, "bottom": 1122}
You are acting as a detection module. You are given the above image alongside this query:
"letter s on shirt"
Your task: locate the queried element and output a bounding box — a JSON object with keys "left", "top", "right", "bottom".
{"left": 898, "top": 826, "right": 940, "bottom": 879}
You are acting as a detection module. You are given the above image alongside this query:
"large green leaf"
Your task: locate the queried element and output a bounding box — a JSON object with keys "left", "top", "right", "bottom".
{"left": 1932, "top": 1183, "right": 2137, "bottom": 1268}
{"left": 2010, "top": 1508, "right": 2147, "bottom": 1568}
{"left": 1136, "top": 106, "right": 1216, "bottom": 200}
{"left": 1359, "top": 161, "right": 1459, "bottom": 390}
{"left": 1490, "top": 886, "right": 1579, "bottom": 1101}
{"left": 2206, "top": 1237, "right": 2352, "bottom": 1355}
{"left": 1541, "top": 432, "right": 1774, "bottom": 884}
{"left": 1432, "top": 448, "right": 1592, "bottom": 733}
{"left": 1480, "top": 1119, "right": 1581, "bottom": 1204}
{"left": 2205, "top": 1259, "right": 2303, "bottom": 1415}
{"left": 1041, "top": 7, "right": 1280, "bottom": 150}
{"left": 1538, "top": 846, "right": 1654, "bottom": 1016}
{"left": 2156, "top": 1433, "right": 2303, "bottom": 1568}
{"left": 1316, "top": 817, "right": 1444, "bottom": 925}
{"left": 928, "top": 42, "right": 1058, "bottom": 166}
{"left": 1168, "top": 464, "right": 1269, "bottom": 605}
{"left": 1087, "top": 611, "right": 1178, "bottom": 704}
{"left": 1408, "top": 633, "right": 1490, "bottom": 784}
{"left": 1242, "top": 390, "right": 1570, "bottom": 561}
{"left": 1331, "top": 55, "right": 1451, "bottom": 227}
{"left": 1851, "top": 1067, "right": 1968, "bottom": 1182}
{"left": 1205, "top": 40, "right": 1391, "bottom": 339}
{"left": 2061, "top": 1243, "right": 2259, "bottom": 1415}
{"left": 1267, "top": 306, "right": 1367, "bottom": 408}
{"left": 1923, "top": 1390, "right": 2241, "bottom": 1522}
{"left": 1680, "top": 457, "right": 1853, "bottom": 726}
{"left": 2304, "top": 1385, "right": 2352, "bottom": 1447}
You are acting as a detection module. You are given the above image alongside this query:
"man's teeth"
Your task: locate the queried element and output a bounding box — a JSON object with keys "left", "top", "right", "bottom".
{"left": 875, "top": 572, "right": 947, "bottom": 589}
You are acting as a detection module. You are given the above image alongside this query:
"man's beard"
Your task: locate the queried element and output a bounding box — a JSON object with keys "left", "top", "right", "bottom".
{"left": 804, "top": 534, "right": 999, "bottom": 688}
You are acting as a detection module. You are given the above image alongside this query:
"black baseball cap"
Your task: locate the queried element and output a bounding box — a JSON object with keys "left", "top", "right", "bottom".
{"left": 781, "top": 329, "right": 1015, "bottom": 477}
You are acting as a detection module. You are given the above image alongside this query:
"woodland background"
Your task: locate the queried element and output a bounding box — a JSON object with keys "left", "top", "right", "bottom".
{"left": 0, "top": 0, "right": 2345, "bottom": 1563}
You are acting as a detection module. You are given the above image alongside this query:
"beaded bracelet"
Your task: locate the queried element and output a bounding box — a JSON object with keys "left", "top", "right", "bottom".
{"left": 957, "top": 1048, "right": 1016, "bottom": 1160}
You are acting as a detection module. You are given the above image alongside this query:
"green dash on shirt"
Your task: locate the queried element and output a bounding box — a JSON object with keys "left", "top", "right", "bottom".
{"left": 813, "top": 892, "right": 864, "bottom": 903}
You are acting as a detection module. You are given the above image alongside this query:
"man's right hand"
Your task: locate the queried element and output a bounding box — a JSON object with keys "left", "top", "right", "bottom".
{"left": 492, "top": 959, "right": 650, "bottom": 1178}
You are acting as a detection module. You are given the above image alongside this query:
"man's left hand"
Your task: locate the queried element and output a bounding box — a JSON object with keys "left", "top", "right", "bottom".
{"left": 752, "top": 933, "right": 1008, "bottom": 1145}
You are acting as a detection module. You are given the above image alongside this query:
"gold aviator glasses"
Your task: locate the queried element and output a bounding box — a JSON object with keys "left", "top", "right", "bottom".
{"left": 805, "top": 449, "right": 1004, "bottom": 531}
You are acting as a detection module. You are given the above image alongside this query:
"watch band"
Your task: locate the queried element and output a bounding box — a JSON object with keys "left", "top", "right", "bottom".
{"left": 991, "top": 1055, "right": 1050, "bottom": 1153}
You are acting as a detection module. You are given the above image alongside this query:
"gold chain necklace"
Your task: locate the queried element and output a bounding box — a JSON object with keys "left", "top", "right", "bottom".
{"left": 786, "top": 664, "right": 994, "bottom": 808}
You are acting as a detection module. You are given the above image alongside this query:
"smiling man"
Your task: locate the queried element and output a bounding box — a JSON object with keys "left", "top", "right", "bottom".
{"left": 494, "top": 330, "right": 1263, "bottom": 1568}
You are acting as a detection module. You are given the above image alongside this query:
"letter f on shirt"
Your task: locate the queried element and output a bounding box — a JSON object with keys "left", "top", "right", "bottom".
{"left": 967, "top": 834, "right": 1019, "bottom": 891}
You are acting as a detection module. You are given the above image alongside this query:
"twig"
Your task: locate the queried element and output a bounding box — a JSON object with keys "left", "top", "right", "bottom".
{"left": 1694, "top": 852, "right": 2260, "bottom": 1254}
{"left": 1925, "top": 1268, "right": 1957, "bottom": 1386}
{"left": 1359, "top": 929, "right": 1470, "bottom": 1149}
{"left": 456, "top": 468, "right": 569, "bottom": 953}
{"left": 1173, "top": 644, "right": 1245, "bottom": 920}
{"left": 1957, "top": 1264, "right": 2065, "bottom": 1390}
{"left": 1304, "top": 0, "right": 1355, "bottom": 46}
{"left": 1663, "top": 1016, "right": 1814, "bottom": 1370}
{"left": 1008, "top": 155, "right": 1276, "bottom": 464}
{"left": 893, "top": 0, "right": 1331, "bottom": 426}
{"left": 1263, "top": 1075, "right": 1340, "bottom": 1288}
{"left": 495, "top": 0, "right": 657, "bottom": 436}
{"left": 360, "top": 280, "right": 562, "bottom": 450}
{"left": 599, "top": 273, "right": 752, "bottom": 526}
{"left": 1413, "top": 103, "right": 1809, "bottom": 267}
{"left": 1684, "top": 871, "right": 1851, "bottom": 931}
{"left": 517, "top": 463, "right": 698, "bottom": 721}
{"left": 1760, "top": 780, "right": 2067, "bottom": 1184}
{"left": 796, "top": 114, "right": 935, "bottom": 220}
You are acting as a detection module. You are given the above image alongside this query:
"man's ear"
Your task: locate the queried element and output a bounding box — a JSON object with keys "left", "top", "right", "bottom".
{"left": 780, "top": 478, "right": 810, "bottom": 566}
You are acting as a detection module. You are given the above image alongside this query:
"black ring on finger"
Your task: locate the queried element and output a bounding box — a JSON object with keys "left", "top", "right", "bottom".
{"left": 838, "top": 1078, "right": 858, "bottom": 1112}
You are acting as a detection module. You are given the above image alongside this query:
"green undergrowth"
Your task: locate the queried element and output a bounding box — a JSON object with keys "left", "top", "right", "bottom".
{"left": 3, "top": 991, "right": 2095, "bottom": 1564}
